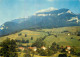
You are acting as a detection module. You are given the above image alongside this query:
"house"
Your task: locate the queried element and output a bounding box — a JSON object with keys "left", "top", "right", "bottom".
{"left": 28, "top": 47, "right": 33, "bottom": 49}
{"left": 68, "top": 33, "right": 70, "bottom": 36}
{"left": 18, "top": 47, "right": 25, "bottom": 51}
{"left": 28, "top": 47, "right": 37, "bottom": 51}
{"left": 66, "top": 46, "right": 71, "bottom": 50}
{"left": 33, "top": 47, "right": 37, "bottom": 51}
{"left": 65, "top": 46, "right": 71, "bottom": 54}
{"left": 41, "top": 46, "right": 46, "bottom": 50}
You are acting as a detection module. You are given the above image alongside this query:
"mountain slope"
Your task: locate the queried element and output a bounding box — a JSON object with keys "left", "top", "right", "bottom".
{"left": 0, "top": 8, "right": 80, "bottom": 36}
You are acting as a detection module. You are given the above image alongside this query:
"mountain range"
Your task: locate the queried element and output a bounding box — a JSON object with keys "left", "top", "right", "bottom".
{"left": 0, "top": 8, "right": 80, "bottom": 36}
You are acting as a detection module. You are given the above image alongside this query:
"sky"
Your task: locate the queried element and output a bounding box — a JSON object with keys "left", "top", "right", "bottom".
{"left": 0, "top": 0, "right": 80, "bottom": 25}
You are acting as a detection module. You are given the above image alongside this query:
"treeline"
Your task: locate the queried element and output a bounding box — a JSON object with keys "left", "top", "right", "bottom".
{"left": 15, "top": 37, "right": 33, "bottom": 43}
{"left": 15, "top": 39, "right": 29, "bottom": 43}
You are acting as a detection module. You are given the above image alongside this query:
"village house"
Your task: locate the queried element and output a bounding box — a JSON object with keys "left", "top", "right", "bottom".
{"left": 18, "top": 47, "right": 25, "bottom": 51}
{"left": 28, "top": 47, "right": 37, "bottom": 51}
{"left": 33, "top": 47, "right": 37, "bottom": 51}
{"left": 68, "top": 33, "right": 70, "bottom": 36}
{"left": 66, "top": 46, "right": 71, "bottom": 50}
{"left": 65, "top": 46, "right": 71, "bottom": 54}
{"left": 41, "top": 46, "right": 46, "bottom": 50}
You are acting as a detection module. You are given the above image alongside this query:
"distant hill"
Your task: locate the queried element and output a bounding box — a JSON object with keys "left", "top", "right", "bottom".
{"left": 0, "top": 8, "right": 80, "bottom": 36}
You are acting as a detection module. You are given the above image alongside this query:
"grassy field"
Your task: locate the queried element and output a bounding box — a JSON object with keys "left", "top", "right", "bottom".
{"left": 41, "top": 26, "right": 80, "bottom": 53}
{"left": 0, "top": 26, "right": 80, "bottom": 57}
{"left": 18, "top": 52, "right": 78, "bottom": 57}
{"left": 0, "top": 30, "right": 48, "bottom": 42}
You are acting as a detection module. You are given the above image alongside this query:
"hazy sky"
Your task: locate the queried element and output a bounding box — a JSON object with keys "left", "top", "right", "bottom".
{"left": 0, "top": 0, "right": 80, "bottom": 25}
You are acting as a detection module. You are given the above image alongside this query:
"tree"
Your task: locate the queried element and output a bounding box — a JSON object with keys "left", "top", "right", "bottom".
{"left": 0, "top": 38, "right": 18, "bottom": 57}
{"left": 24, "top": 48, "right": 31, "bottom": 57}
{"left": 25, "top": 34, "right": 27, "bottom": 37}
{"left": 71, "top": 37, "right": 73, "bottom": 39}
{"left": 37, "top": 49, "right": 48, "bottom": 56}
{"left": 47, "top": 32, "right": 51, "bottom": 36}
{"left": 47, "top": 49, "right": 53, "bottom": 56}
{"left": 57, "top": 45, "right": 60, "bottom": 49}
{"left": 50, "top": 42, "right": 59, "bottom": 53}
{"left": 18, "top": 33, "right": 22, "bottom": 36}
{"left": 22, "top": 38, "right": 25, "bottom": 43}
{"left": 76, "top": 31, "right": 80, "bottom": 36}
{"left": 70, "top": 47, "right": 77, "bottom": 55}
{"left": 77, "top": 52, "right": 80, "bottom": 56}
{"left": 37, "top": 48, "right": 53, "bottom": 56}
{"left": 32, "top": 38, "right": 46, "bottom": 48}
{"left": 31, "top": 37, "right": 33, "bottom": 40}
{"left": 58, "top": 54, "right": 67, "bottom": 57}
{"left": 26, "top": 40, "right": 29, "bottom": 43}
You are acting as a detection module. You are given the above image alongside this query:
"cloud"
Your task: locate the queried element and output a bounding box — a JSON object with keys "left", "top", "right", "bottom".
{"left": 47, "top": 0, "right": 54, "bottom": 2}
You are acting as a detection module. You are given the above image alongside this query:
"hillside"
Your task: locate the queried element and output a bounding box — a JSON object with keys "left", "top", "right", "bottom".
{"left": 0, "top": 26, "right": 80, "bottom": 53}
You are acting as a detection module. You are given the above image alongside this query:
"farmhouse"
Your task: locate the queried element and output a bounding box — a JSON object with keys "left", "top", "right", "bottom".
{"left": 65, "top": 46, "right": 71, "bottom": 54}
{"left": 66, "top": 46, "right": 71, "bottom": 50}
{"left": 28, "top": 47, "right": 37, "bottom": 51}
{"left": 68, "top": 33, "right": 70, "bottom": 36}
{"left": 18, "top": 47, "right": 25, "bottom": 51}
{"left": 41, "top": 46, "right": 46, "bottom": 50}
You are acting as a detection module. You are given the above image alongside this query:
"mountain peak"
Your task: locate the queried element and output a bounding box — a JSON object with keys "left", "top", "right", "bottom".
{"left": 33, "top": 8, "right": 72, "bottom": 16}
{"left": 35, "top": 7, "right": 58, "bottom": 13}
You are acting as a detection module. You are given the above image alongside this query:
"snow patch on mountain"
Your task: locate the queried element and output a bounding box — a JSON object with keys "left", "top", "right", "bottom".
{"left": 0, "top": 27, "right": 4, "bottom": 30}
{"left": 67, "top": 10, "right": 72, "bottom": 13}
{"left": 2, "top": 24, "right": 4, "bottom": 27}
{"left": 6, "top": 27, "right": 8, "bottom": 29}
{"left": 0, "top": 24, "right": 8, "bottom": 30}
{"left": 34, "top": 14, "right": 52, "bottom": 16}
{"left": 67, "top": 16, "right": 80, "bottom": 23}
{"left": 58, "top": 12, "right": 64, "bottom": 16}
